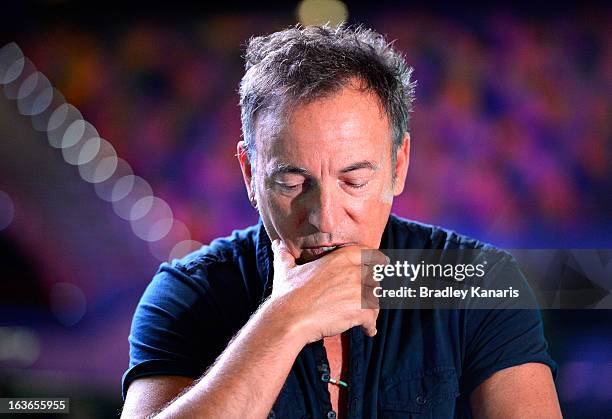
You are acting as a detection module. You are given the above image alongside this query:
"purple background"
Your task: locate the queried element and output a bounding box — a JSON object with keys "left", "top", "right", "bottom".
{"left": 0, "top": 2, "right": 610, "bottom": 417}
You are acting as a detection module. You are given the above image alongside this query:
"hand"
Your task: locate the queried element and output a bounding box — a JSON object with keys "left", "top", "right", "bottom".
{"left": 269, "top": 239, "right": 387, "bottom": 344}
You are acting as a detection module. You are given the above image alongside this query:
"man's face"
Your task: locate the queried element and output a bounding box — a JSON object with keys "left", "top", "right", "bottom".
{"left": 238, "top": 82, "right": 410, "bottom": 264}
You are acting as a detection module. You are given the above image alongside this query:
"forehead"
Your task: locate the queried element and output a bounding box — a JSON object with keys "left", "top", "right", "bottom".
{"left": 255, "top": 85, "right": 392, "bottom": 168}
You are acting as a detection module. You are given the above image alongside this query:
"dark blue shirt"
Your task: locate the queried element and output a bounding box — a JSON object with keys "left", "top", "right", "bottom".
{"left": 122, "top": 214, "right": 557, "bottom": 418}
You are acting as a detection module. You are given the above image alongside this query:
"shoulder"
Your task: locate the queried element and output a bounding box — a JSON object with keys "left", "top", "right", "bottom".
{"left": 171, "top": 222, "right": 261, "bottom": 275}
{"left": 387, "top": 213, "right": 501, "bottom": 252}
{"left": 123, "top": 224, "right": 265, "bottom": 401}
{"left": 386, "top": 214, "right": 515, "bottom": 286}
{"left": 141, "top": 222, "right": 265, "bottom": 313}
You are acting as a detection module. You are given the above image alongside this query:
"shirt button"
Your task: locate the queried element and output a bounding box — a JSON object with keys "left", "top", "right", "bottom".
{"left": 327, "top": 411, "right": 337, "bottom": 419}
{"left": 415, "top": 395, "right": 427, "bottom": 405}
{"left": 321, "top": 372, "right": 330, "bottom": 382}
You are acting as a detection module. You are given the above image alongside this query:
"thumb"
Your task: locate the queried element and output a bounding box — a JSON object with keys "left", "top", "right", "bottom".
{"left": 271, "top": 239, "right": 296, "bottom": 271}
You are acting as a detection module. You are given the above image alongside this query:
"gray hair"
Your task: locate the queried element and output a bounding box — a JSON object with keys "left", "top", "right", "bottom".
{"left": 239, "top": 23, "right": 416, "bottom": 174}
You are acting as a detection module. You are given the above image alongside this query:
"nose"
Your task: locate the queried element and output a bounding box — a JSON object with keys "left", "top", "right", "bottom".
{"left": 307, "top": 181, "right": 338, "bottom": 234}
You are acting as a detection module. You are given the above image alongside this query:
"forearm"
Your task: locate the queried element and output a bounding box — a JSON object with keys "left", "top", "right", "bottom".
{"left": 154, "top": 297, "right": 306, "bottom": 418}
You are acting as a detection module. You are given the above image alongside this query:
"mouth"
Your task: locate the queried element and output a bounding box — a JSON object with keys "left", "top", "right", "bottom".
{"left": 298, "top": 243, "right": 352, "bottom": 263}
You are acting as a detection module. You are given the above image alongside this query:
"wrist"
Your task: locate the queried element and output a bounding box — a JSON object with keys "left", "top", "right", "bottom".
{"left": 259, "top": 296, "right": 313, "bottom": 348}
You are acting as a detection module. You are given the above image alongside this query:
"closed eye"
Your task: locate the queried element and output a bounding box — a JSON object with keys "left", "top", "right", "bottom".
{"left": 276, "top": 182, "right": 302, "bottom": 191}
{"left": 344, "top": 180, "right": 368, "bottom": 189}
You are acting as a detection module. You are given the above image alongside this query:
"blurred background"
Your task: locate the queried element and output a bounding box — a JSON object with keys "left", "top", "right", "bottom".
{"left": 0, "top": 0, "right": 610, "bottom": 417}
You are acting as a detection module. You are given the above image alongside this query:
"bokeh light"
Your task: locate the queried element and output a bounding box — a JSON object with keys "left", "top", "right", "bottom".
{"left": 3, "top": 58, "right": 36, "bottom": 100}
{"left": 0, "top": 42, "right": 25, "bottom": 85}
{"left": 49, "top": 282, "right": 87, "bottom": 327}
{"left": 16, "top": 71, "right": 52, "bottom": 116}
{"left": 94, "top": 158, "right": 134, "bottom": 201}
{"left": 78, "top": 138, "right": 119, "bottom": 184}
{"left": 62, "top": 131, "right": 100, "bottom": 166}
{"left": 0, "top": 190, "right": 15, "bottom": 231}
{"left": 297, "top": 0, "right": 348, "bottom": 26}
{"left": 1, "top": 39, "right": 201, "bottom": 277}
{"left": 47, "top": 103, "right": 84, "bottom": 148}
{"left": 169, "top": 239, "right": 204, "bottom": 261}
{"left": 147, "top": 219, "right": 192, "bottom": 261}
{"left": 111, "top": 175, "right": 154, "bottom": 221}
{"left": 130, "top": 196, "right": 174, "bottom": 242}
{"left": 31, "top": 88, "right": 66, "bottom": 131}
{"left": 60, "top": 119, "right": 99, "bottom": 152}
{"left": 0, "top": 327, "right": 40, "bottom": 367}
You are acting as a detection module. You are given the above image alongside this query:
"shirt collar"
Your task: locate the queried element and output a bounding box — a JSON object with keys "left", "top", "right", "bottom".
{"left": 254, "top": 218, "right": 274, "bottom": 300}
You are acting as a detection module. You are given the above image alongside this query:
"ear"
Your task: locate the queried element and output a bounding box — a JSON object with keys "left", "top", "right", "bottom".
{"left": 392, "top": 132, "right": 411, "bottom": 196}
{"left": 237, "top": 141, "right": 255, "bottom": 199}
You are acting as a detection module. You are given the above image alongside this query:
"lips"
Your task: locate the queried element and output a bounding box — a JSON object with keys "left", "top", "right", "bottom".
{"left": 303, "top": 245, "right": 338, "bottom": 255}
{"left": 299, "top": 243, "right": 352, "bottom": 263}
{"left": 302, "top": 242, "right": 351, "bottom": 249}
{"left": 303, "top": 244, "right": 340, "bottom": 251}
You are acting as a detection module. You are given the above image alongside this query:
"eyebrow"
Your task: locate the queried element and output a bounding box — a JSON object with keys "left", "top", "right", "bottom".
{"left": 268, "top": 160, "right": 379, "bottom": 178}
{"left": 268, "top": 163, "right": 310, "bottom": 178}
{"left": 340, "top": 160, "right": 379, "bottom": 173}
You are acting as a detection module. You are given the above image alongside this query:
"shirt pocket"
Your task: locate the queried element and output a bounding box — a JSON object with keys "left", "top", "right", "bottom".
{"left": 378, "top": 367, "right": 460, "bottom": 418}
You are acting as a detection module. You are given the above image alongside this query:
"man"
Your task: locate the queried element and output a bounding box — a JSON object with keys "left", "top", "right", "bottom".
{"left": 121, "top": 24, "right": 562, "bottom": 418}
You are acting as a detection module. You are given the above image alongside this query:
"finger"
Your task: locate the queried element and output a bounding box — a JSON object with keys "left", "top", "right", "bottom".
{"left": 360, "top": 309, "right": 379, "bottom": 337}
{"left": 341, "top": 246, "right": 389, "bottom": 267}
{"left": 361, "top": 322, "right": 377, "bottom": 337}
{"left": 360, "top": 265, "right": 380, "bottom": 309}
{"left": 362, "top": 250, "right": 390, "bottom": 267}
{"left": 361, "top": 263, "right": 382, "bottom": 288}
{"left": 361, "top": 284, "right": 380, "bottom": 309}
{"left": 360, "top": 274, "right": 380, "bottom": 309}
{"left": 271, "top": 239, "right": 296, "bottom": 271}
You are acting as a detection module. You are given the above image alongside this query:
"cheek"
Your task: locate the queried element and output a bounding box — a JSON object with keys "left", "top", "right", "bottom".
{"left": 356, "top": 180, "right": 395, "bottom": 212}
{"left": 345, "top": 191, "right": 393, "bottom": 235}
{"left": 262, "top": 194, "right": 287, "bottom": 218}
{"left": 379, "top": 183, "right": 394, "bottom": 205}
{"left": 372, "top": 172, "right": 395, "bottom": 205}
{"left": 262, "top": 193, "right": 306, "bottom": 228}
{"left": 346, "top": 194, "right": 389, "bottom": 221}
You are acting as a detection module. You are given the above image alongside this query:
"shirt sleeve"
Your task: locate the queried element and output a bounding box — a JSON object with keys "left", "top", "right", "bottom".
{"left": 461, "top": 253, "right": 558, "bottom": 396}
{"left": 121, "top": 259, "right": 248, "bottom": 401}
